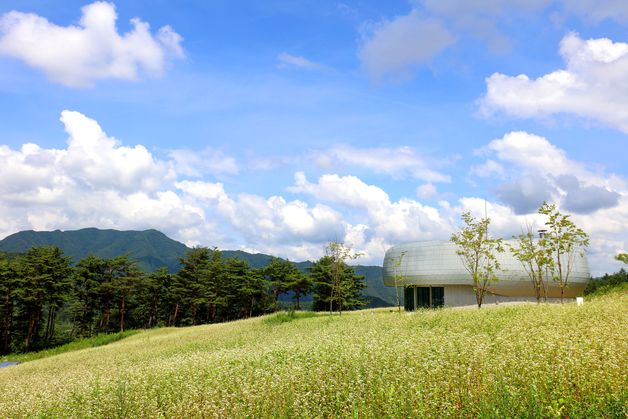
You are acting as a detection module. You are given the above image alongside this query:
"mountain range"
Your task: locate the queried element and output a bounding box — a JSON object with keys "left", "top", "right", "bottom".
{"left": 0, "top": 228, "right": 395, "bottom": 307}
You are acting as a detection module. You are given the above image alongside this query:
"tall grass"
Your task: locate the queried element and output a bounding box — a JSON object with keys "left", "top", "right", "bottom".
{"left": 0, "top": 330, "right": 140, "bottom": 363}
{"left": 0, "top": 292, "right": 625, "bottom": 417}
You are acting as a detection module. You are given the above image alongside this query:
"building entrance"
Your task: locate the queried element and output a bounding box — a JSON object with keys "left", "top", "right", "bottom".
{"left": 404, "top": 286, "right": 444, "bottom": 310}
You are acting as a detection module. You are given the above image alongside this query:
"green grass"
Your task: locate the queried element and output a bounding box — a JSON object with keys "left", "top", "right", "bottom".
{"left": 0, "top": 293, "right": 626, "bottom": 418}
{"left": 0, "top": 330, "right": 140, "bottom": 363}
{"left": 262, "top": 310, "right": 319, "bottom": 325}
{"left": 585, "top": 281, "right": 628, "bottom": 299}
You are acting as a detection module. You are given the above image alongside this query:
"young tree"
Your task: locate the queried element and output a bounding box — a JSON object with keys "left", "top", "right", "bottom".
{"left": 388, "top": 250, "right": 407, "bottom": 313}
{"left": 539, "top": 202, "right": 589, "bottom": 303}
{"left": 311, "top": 242, "right": 365, "bottom": 314}
{"left": 509, "top": 224, "right": 551, "bottom": 303}
{"left": 326, "top": 241, "right": 363, "bottom": 315}
{"left": 451, "top": 212, "right": 504, "bottom": 308}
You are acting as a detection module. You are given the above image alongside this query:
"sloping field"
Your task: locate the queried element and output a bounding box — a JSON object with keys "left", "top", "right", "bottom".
{"left": 0, "top": 293, "right": 626, "bottom": 417}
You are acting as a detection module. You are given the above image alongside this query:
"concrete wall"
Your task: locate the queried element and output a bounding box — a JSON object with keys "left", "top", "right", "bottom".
{"left": 441, "top": 285, "right": 573, "bottom": 307}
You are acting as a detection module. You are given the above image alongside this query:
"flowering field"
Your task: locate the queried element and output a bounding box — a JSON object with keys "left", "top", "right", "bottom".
{"left": 0, "top": 292, "right": 626, "bottom": 418}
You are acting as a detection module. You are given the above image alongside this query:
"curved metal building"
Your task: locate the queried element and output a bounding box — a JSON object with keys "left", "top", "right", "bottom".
{"left": 383, "top": 241, "right": 590, "bottom": 309}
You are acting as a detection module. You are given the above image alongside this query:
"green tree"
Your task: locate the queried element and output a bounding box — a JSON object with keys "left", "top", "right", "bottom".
{"left": 263, "top": 257, "right": 303, "bottom": 310}
{"left": 14, "top": 246, "right": 72, "bottom": 351}
{"left": 71, "top": 254, "right": 108, "bottom": 336}
{"left": 310, "top": 246, "right": 366, "bottom": 313}
{"left": 509, "top": 224, "right": 551, "bottom": 303}
{"left": 285, "top": 270, "right": 312, "bottom": 310}
{"left": 388, "top": 250, "right": 407, "bottom": 313}
{"left": 136, "top": 267, "right": 171, "bottom": 328}
{"left": 326, "top": 241, "right": 363, "bottom": 315}
{"left": 538, "top": 202, "right": 589, "bottom": 303}
{"left": 224, "top": 259, "right": 265, "bottom": 319}
{"left": 616, "top": 253, "right": 628, "bottom": 264}
{"left": 110, "top": 255, "right": 143, "bottom": 332}
{"left": 451, "top": 212, "right": 504, "bottom": 308}
{"left": 0, "top": 253, "right": 19, "bottom": 353}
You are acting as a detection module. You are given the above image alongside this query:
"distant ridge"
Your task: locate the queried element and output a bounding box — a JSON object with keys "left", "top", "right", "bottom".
{"left": 0, "top": 228, "right": 187, "bottom": 273}
{"left": 0, "top": 228, "right": 395, "bottom": 307}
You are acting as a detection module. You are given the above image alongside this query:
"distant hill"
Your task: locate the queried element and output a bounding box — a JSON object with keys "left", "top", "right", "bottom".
{"left": 0, "top": 228, "right": 395, "bottom": 307}
{"left": 0, "top": 228, "right": 187, "bottom": 273}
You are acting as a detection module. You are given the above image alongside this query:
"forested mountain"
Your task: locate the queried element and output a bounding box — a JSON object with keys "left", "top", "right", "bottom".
{"left": 0, "top": 228, "right": 395, "bottom": 306}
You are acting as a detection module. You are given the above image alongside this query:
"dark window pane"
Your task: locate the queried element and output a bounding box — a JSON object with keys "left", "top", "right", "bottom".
{"left": 432, "top": 287, "right": 444, "bottom": 307}
{"left": 404, "top": 287, "right": 414, "bottom": 311}
{"left": 417, "top": 287, "right": 430, "bottom": 308}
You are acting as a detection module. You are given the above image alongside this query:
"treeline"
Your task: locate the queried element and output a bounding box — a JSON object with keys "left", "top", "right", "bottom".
{"left": 585, "top": 268, "right": 627, "bottom": 295}
{"left": 0, "top": 244, "right": 366, "bottom": 354}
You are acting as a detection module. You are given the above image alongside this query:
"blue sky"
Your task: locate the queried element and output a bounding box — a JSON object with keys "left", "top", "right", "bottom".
{"left": 0, "top": 0, "right": 626, "bottom": 274}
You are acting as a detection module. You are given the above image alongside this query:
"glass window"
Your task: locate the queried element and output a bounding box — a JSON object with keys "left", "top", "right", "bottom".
{"left": 404, "top": 287, "right": 414, "bottom": 311}
{"left": 417, "top": 287, "right": 430, "bottom": 308}
{"left": 432, "top": 287, "right": 444, "bottom": 307}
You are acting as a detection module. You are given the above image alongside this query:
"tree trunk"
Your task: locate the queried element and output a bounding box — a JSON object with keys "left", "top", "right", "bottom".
{"left": 173, "top": 303, "right": 180, "bottom": 326}
{"left": 2, "top": 295, "right": 12, "bottom": 354}
{"left": 120, "top": 296, "right": 125, "bottom": 332}
{"left": 25, "top": 310, "right": 40, "bottom": 352}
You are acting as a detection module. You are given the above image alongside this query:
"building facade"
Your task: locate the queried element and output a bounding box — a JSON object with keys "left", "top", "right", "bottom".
{"left": 382, "top": 241, "right": 590, "bottom": 309}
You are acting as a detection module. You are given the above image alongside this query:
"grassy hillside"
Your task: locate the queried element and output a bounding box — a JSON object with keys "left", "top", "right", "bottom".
{"left": 0, "top": 293, "right": 625, "bottom": 417}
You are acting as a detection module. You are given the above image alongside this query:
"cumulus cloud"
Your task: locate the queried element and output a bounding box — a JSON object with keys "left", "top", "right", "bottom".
{"left": 480, "top": 131, "right": 579, "bottom": 177}
{"left": 0, "top": 111, "right": 212, "bottom": 244}
{"left": 176, "top": 179, "right": 346, "bottom": 252}
{"left": 312, "top": 144, "right": 450, "bottom": 183}
{"left": 290, "top": 172, "right": 455, "bottom": 246}
{"left": 0, "top": 1, "right": 183, "bottom": 87}
{"left": 557, "top": 175, "right": 620, "bottom": 214}
{"left": 359, "top": 10, "right": 455, "bottom": 81}
{"left": 475, "top": 131, "right": 622, "bottom": 216}
{"left": 495, "top": 176, "right": 555, "bottom": 215}
{"left": 480, "top": 33, "right": 628, "bottom": 132}
{"left": 1, "top": 112, "right": 625, "bottom": 272}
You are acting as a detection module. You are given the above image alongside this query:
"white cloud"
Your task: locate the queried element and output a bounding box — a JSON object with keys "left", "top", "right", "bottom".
{"left": 277, "top": 52, "right": 322, "bottom": 70}
{"left": 416, "top": 183, "right": 437, "bottom": 199}
{"left": 0, "top": 1, "right": 183, "bottom": 87}
{"left": 482, "top": 131, "right": 577, "bottom": 177}
{"left": 359, "top": 10, "right": 455, "bottom": 81}
{"left": 290, "top": 172, "right": 455, "bottom": 245}
{"left": 176, "top": 179, "right": 345, "bottom": 245}
{"left": 469, "top": 131, "right": 627, "bottom": 274}
{"left": 169, "top": 148, "right": 239, "bottom": 177}
{"left": 313, "top": 144, "right": 451, "bottom": 183}
{"left": 0, "top": 110, "right": 210, "bottom": 245}
{"left": 480, "top": 33, "right": 628, "bottom": 133}
{"left": 476, "top": 131, "right": 622, "bottom": 214}
{"left": 0, "top": 112, "right": 625, "bottom": 273}
{"left": 470, "top": 159, "right": 505, "bottom": 178}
